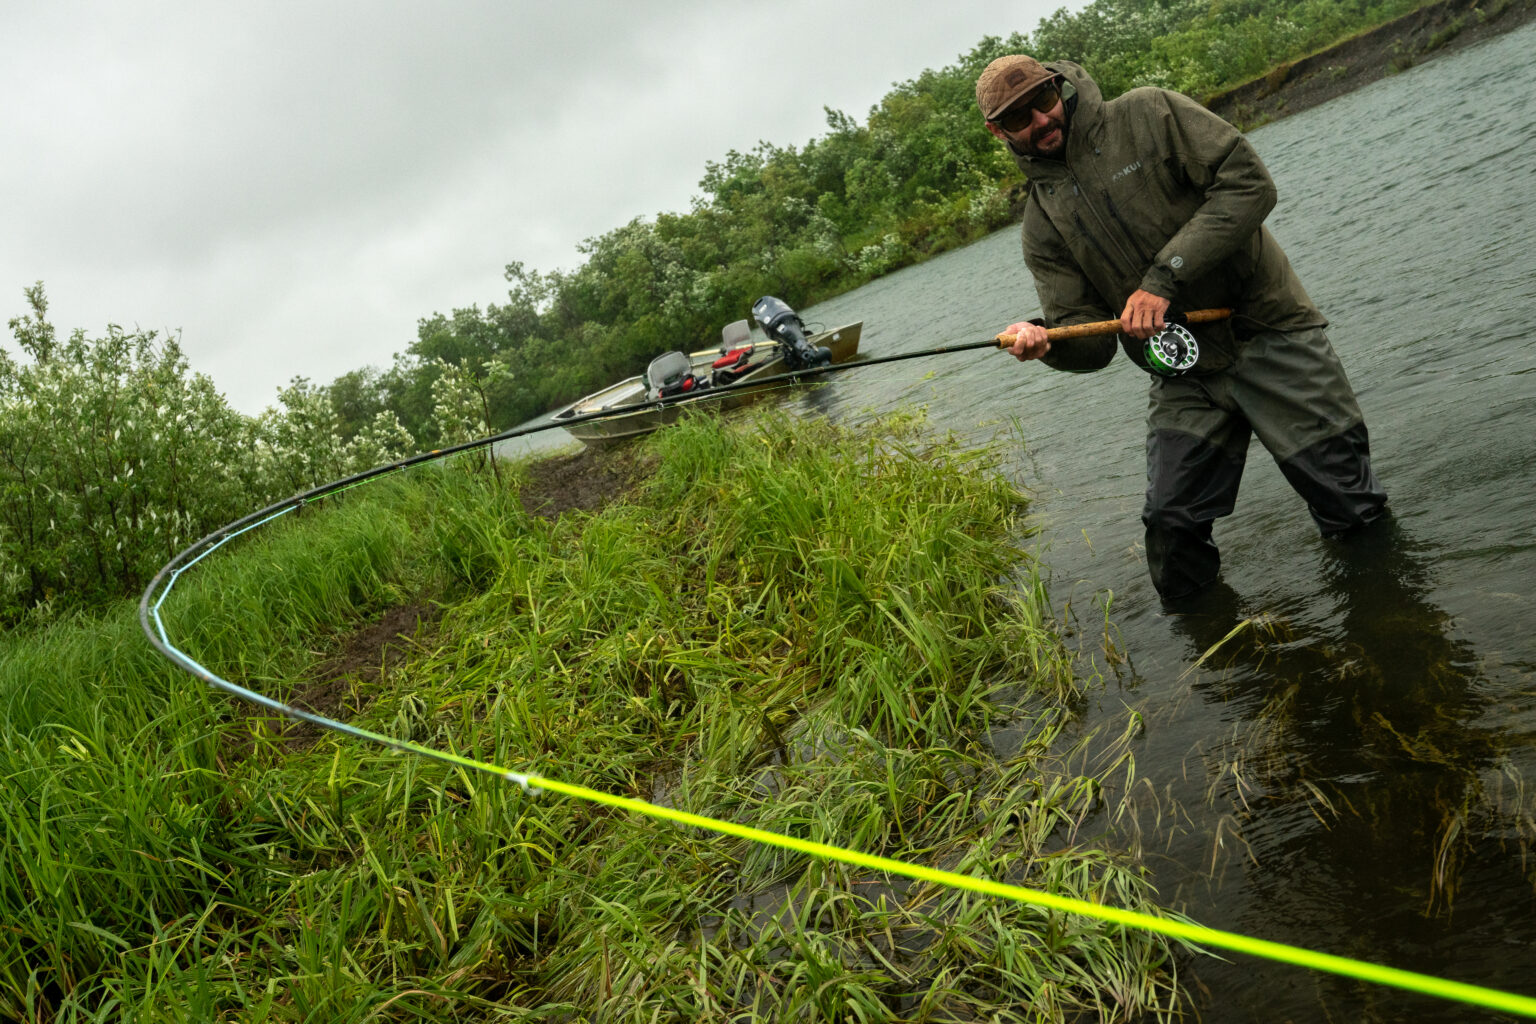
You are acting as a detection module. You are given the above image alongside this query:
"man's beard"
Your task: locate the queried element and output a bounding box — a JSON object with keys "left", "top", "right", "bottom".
{"left": 1022, "top": 116, "right": 1066, "bottom": 158}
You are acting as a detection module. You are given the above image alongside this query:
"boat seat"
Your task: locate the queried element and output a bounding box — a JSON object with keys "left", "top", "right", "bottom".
{"left": 645, "top": 350, "right": 700, "bottom": 400}
{"left": 710, "top": 348, "right": 758, "bottom": 386}
{"left": 721, "top": 319, "right": 751, "bottom": 350}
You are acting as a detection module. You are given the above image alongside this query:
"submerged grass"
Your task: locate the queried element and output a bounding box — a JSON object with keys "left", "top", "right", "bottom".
{"left": 0, "top": 411, "right": 1186, "bottom": 1021}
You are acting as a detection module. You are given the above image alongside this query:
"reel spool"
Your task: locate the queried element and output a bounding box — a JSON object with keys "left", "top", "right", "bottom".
{"left": 1143, "top": 322, "right": 1200, "bottom": 376}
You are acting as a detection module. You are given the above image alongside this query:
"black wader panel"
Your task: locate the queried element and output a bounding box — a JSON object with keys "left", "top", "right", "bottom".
{"left": 1278, "top": 423, "right": 1387, "bottom": 535}
{"left": 1144, "top": 428, "right": 1247, "bottom": 600}
{"left": 1142, "top": 326, "right": 1387, "bottom": 601}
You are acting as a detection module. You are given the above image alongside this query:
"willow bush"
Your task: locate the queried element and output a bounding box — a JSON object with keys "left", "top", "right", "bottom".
{"left": 0, "top": 285, "right": 484, "bottom": 626}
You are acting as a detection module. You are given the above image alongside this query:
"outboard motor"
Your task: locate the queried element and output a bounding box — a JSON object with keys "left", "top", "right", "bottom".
{"left": 751, "top": 296, "right": 831, "bottom": 371}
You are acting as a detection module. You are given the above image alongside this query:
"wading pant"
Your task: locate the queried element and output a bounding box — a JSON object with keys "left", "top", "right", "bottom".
{"left": 1143, "top": 325, "right": 1387, "bottom": 602}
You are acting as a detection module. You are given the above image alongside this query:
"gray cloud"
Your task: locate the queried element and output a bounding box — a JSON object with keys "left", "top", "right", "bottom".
{"left": 2, "top": 0, "right": 1063, "bottom": 414}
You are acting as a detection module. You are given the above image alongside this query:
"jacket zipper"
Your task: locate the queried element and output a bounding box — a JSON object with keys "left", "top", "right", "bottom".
{"left": 1103, "top": 192, "right": 1153, "bottom": 265}
{"left": 1067, "top": 173, "right": 1143, "bottom": 276}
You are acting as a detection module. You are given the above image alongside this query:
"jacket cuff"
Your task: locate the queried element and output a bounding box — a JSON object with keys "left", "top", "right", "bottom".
{"left": 1139, "top": 263, "right": 1178, "bottom": 300}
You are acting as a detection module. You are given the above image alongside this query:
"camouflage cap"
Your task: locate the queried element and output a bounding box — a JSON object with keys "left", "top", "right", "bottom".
{"left": 975, "top": 55, "right": 1057, "bottom": 121}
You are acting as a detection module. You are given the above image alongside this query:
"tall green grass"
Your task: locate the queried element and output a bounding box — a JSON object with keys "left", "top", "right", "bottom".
{"left": 0, "top": 413, "right": 1184, "bottom": 1021}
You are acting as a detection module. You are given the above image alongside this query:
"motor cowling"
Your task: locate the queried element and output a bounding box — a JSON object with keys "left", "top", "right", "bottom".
{"left": 751, "top": 296, "right": 830, "bottom": 371}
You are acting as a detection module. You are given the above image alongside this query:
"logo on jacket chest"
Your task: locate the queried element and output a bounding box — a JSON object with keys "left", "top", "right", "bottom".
{"left": 1110, "top": 161, "right": 1143, "bottom": 182}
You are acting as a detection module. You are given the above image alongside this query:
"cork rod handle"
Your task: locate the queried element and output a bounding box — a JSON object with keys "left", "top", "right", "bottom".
{"left": 995, "top": 307, "right": 1233, "bottom": 346}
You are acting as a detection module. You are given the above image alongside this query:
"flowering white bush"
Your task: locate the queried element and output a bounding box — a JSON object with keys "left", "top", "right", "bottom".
{"left": 344, "top": 410, "right": 418, "bottom": 472}
{"left": 849, "top": 233, "right": 908, "bottom": 276}
{"left": 0, "top": 284, "right": 426, "bottom": 624}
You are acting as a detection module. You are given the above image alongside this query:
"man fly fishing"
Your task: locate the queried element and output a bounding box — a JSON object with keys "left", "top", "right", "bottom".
{"left": 981, "top": 54, "right": 1387, "bottom": 605}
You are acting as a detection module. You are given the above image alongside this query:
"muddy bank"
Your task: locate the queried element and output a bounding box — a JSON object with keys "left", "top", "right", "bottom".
{"left": 518, "top": 440, "right": 654, "bottom": 519}
{"left": 1205, "top": 0, "right": 1536, "bottom": 129}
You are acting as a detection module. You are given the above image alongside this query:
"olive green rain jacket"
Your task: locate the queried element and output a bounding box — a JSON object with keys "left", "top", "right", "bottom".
{"left": 1013, "top": 62, "right": 1326, "bottom": 375}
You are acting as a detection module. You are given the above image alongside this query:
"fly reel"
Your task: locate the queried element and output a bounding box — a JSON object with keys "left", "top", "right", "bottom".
{"left": 1143, "top": 322, "right": 1200, "bottom": 376}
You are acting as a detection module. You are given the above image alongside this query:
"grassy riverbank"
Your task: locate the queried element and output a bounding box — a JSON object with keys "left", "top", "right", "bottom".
{"left": 1205, "top": 0, "right": 1536, "bottom": 128}
{"left": 1, "top": 412, "right": 1186, "bottom": 1021}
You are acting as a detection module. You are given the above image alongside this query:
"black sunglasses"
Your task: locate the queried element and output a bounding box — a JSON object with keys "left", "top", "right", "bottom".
{"left": 993, "top": 84, "right": 1061, "bottom": 132}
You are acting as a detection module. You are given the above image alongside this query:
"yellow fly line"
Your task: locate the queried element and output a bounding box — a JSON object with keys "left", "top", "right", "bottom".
{"left": 515, "top": 768, "right": 1536, "bottom": 1018}
{"left": 140, "top": 427, "right": 1536, "bottom": 1020}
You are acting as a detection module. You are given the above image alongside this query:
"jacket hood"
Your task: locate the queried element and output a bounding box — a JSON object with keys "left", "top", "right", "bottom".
{"left": 1009, "top": 61, "right": 1105, "bottom": 179}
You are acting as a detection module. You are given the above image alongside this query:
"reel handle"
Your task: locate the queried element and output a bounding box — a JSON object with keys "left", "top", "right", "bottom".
{"left": 995, "top": 307, "right": 1232, "bottom": 347}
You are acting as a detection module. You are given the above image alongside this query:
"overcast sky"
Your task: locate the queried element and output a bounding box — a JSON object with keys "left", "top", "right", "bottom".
{"left": 3, "top": 1, "right": 1077, "bottom": 415}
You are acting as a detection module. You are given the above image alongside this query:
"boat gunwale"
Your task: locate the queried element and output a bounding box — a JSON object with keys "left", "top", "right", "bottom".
{"left": 555, "top": 322, "right": 862, "bottom": 424}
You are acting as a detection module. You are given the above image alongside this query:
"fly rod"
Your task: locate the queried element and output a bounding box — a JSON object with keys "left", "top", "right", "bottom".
{"left": 996, "top": 306, "right": 1230, "bottom": 343}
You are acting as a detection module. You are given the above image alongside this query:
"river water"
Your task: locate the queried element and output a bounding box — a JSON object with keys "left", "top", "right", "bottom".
{"left": 784, "top": 22, "right": 1536, "bottom": 1023}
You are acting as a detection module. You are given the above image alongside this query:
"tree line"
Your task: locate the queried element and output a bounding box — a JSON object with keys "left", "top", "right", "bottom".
{"left": 1, "top": 0, "right": 1433, "bottom": 625}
